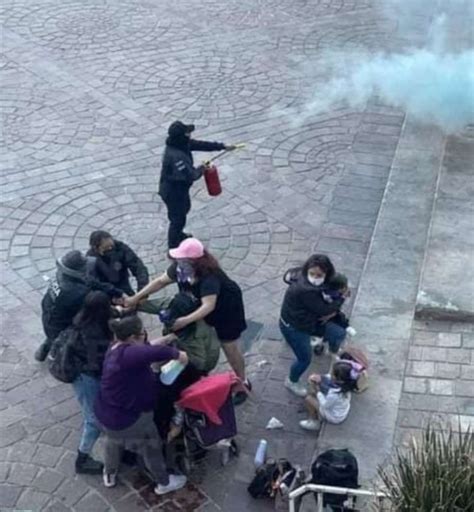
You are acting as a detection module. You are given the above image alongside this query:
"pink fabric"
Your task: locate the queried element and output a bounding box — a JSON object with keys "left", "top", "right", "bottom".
{"left": 169, "top": 238, "right": 204, "bottom": 259}
{"left": 177, "top": 372, "right": 242, "bottom": 425}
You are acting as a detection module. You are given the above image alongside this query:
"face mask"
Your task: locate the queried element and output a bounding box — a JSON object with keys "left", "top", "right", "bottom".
{"left": 307, "top": 275, "right": 325, "bottom": 287}
{"left": 176, "top": 261, "right": 195, "bottom": 284}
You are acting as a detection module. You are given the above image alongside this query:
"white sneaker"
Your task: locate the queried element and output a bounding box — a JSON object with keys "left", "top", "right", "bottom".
{"left": 155, "top": 474, "right": 187, "bottom": 495}
{"left": 310, "top": 336, "right": 323, "bottom": 348}
{"left": 284, "top": 377, "right": 307, "bottom": 397}
{"left": 299, "top": 419, "right": 321, "bottom": 431}
{"left": 103, "top": 470, "right": 117, "bottom": 488}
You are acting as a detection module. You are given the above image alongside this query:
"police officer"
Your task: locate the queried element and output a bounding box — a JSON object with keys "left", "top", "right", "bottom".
{"left": 159, "top": 121, "right": 235, "bottom": 248}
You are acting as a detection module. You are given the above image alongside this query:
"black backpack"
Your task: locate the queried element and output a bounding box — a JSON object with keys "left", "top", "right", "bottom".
{"left": 47, "top": 327, "right": 82, "bottom": 383}
{"left": 311, "top": 449, "right": 359, "bottom": 510}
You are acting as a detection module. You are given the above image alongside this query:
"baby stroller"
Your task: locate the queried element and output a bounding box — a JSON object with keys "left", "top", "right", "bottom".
{"left": 171, "top": 372, "right": 243, "bottom": 473}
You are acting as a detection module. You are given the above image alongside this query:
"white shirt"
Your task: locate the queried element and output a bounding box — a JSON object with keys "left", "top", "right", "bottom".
{"left": 317, "top": 388, "right": 351, "bottom": 424}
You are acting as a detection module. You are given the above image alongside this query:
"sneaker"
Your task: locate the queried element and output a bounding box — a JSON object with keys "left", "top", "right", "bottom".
{"left": 75, "top": 451, "right": 103, "bottom": 475}
{"left": 310, "top": 336, "right": 323, "bottom": 348}
{"left": 103, "top": 470, "right": 117, "bottom": 488}
{"left": 284, "top": 377, "right": 307, "bottom": 397}
{"left": 299, "top": 419, "right": 321, "bottom": 431}
{"left": 34, "top": 340, "right": 51, "bottom": 362}
{"left": 313, "top": 342, "right": 325, "bottom": 356}
{"left": 155, "top": 474, "right": 187, "bottom": 495}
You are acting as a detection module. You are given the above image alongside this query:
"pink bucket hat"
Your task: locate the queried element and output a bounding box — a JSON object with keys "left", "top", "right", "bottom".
{"left": 169, "top": 238, "right": 205, "bottom": 259}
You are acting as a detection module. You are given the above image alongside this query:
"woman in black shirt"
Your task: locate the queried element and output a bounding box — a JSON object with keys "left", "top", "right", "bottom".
{"left": 125, "top": 238, "right": 249, "bottom": 404}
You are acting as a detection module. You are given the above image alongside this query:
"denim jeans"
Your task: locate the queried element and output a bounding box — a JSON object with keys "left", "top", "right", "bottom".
{"left": 323, "top": 321, "right": 347, "bottom": 354}
{"left": 279, "top": 318, "right": 312, "bottom": 383}
{"left": 72, "top": 373, "right": 101, "bottom": 454}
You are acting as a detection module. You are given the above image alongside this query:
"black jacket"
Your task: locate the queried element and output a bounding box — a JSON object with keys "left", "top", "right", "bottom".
{"left": 73, "top": 322, "right": 112, "bottom": 378}
{"left": 159, "top": 139, "right": 225, "bottom": 198}
{"left": 87, "top": 240, "right": 149, "bottom": 296}
{"left": 280, "top": 273, "right": 343, "bottom": 335}
{"left": 41, "top": 259, "right": 121, "bottom": 340}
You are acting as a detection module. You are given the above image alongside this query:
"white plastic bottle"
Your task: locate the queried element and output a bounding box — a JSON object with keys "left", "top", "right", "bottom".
{"left": 254, "top": 439, "right": 268, "bottom": 468}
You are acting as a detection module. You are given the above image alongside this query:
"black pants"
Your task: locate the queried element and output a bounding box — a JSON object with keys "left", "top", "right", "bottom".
{"left": 161, "top": 192, "right": 191, "bottom": 249}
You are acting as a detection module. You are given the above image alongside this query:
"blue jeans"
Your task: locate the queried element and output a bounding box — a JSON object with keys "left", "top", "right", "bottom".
{"left": 280, "top": 319, "right": 312, "bottom": 383}
{"left": 72, "top": 374, "right": 101, "bottom": 454}
{"left": 323, "top": 322, "right": 347, "bottom": 353}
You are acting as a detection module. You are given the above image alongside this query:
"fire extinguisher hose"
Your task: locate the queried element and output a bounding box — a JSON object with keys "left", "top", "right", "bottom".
{"left": 204, "top": 143, "right": 246, "bottom": 166}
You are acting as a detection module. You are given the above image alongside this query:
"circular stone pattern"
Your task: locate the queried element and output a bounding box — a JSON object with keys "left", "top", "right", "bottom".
{"left": 3, "top": 171, "right": 308, "bottom": 294}
{"left": 1, "top": 1, "right": 170, "bottom": 56}
{"left": 249, "top": 112, "right": 359, "bottom": 195}
{"left": 166, "top": 0, "right": 372, "bottom": 28}
{"left": 101, "top": 52, "right": 300, "bottom": 121}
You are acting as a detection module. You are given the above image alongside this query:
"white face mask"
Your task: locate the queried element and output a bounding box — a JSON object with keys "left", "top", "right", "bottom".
{"left": 307, "top": 275, "right": 325, "bottom": 287}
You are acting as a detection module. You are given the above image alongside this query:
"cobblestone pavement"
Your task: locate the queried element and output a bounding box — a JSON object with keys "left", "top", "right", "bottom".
{"left": 0, "top": 0, "right": 455, "bottom": 510}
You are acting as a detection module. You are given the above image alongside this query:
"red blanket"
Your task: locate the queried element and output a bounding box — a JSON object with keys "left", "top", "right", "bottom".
{"left": 177, "top": 372, "right": 243, "bottom": 425}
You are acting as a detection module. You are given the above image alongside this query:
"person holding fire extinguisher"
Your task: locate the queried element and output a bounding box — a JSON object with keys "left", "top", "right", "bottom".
{"left": 159, "top": 121, "right": 236, "bottom": 249}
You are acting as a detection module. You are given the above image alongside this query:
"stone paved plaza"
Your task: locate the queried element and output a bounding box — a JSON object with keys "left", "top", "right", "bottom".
{"left": 1, "top": 0, "right": 473, "bottom": 511}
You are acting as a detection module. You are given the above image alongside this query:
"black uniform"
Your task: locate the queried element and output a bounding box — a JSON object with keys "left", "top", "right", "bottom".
{"left": 159, "top": 124, "right": 225, "bottom": 248}
{"left": 87, "top": 240, "right": 149, "bottom": 296}
{"left": 41, "top": 258, "right": 121, "bottom": 341}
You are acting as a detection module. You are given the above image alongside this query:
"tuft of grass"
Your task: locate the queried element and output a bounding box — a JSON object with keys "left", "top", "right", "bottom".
{"left": 378, "top": 422, "right": 474, "bottom": 511}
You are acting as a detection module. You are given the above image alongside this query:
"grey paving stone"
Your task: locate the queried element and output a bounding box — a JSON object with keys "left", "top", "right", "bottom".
{"left": 15, "top": 488, "right": 50, "bottom": 511}
{"left": 32, "top": 468, "right": 65, "bottom": 494}
{"left": 0, "top": 484, "right": 23, "bottom": 508}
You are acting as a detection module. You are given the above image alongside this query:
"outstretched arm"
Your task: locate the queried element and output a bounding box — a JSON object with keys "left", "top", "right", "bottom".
{"left": 125, "top": 271, "right": 173, "bottom": 307}
{"left": 189, "top": 139, "right": 228, "bottom": 152}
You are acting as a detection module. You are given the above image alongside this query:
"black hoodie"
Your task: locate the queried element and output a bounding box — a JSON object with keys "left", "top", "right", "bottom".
{"left": 280, "top": 273, "right": 344, "bottom": 335}
{"left": 159, "top": 136, "right": 225, "bottom": 198}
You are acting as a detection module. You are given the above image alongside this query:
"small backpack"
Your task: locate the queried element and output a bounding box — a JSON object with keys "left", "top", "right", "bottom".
{"left": 311, "top": 449, "right": 359, "bottom": 510}
{"left": 47, "top": 327, "right": 82, "bottom": 383}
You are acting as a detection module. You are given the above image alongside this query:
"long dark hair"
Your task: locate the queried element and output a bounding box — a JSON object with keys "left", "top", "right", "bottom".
{"left": 301, "top": 254, "right": 335, "bottom": 283}
{"left": 74, "top": 291, "right": 113, "bottom": 339}
{"left": 109, "top": 315, "right": 143, "bottom": 341}
{"left": 333, "top": 361, "right": 357, "bottom": 393}
{"left": 190, "top": 250, "right": 221, "bottom": 279}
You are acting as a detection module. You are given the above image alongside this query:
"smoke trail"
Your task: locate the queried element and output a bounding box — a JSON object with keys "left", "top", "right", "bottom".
{"left": 293, "top": 0, "right": 474, "bottom": 134}
{"left": 299, "top": 49, "right": 474, "bottom": 133}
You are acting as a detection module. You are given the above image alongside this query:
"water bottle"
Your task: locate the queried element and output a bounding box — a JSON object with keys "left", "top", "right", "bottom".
{"left": 254, "top": 439, "right": 267, "bottom": 468}
{"left": 160, "top": 360, "right": 185, "bottom": 385}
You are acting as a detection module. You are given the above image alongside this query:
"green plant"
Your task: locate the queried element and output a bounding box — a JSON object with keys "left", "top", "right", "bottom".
{"left": 378, "top": 423, "right": 474, "bottom": 511}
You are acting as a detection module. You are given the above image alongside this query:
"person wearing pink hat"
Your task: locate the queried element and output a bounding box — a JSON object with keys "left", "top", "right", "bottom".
{"left": 125, "top": 238, "right": 250, "bottom": 405}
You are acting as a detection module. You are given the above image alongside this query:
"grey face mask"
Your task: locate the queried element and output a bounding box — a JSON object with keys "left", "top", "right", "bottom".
{"left": 176, "top": 261, "right": 195, "bottom": 284}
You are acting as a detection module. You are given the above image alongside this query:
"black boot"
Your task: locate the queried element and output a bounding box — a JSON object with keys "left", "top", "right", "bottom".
{"left": 34, "top": 340, "right": 51, "bottom": 362}
{"left": 75, "top": 451, "right": 103, "bottom": 475}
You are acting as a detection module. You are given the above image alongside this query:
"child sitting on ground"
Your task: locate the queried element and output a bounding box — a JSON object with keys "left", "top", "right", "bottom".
{"left": 299, "top": 361, "right": 357, "bottom": 431}
{"left": 313, "top": 273, "right": 356, "bottom": 356}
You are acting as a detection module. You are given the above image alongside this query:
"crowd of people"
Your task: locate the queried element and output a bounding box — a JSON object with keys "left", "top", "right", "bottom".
{"left": 34, "top": 121, "right": 361, "bottom": 497}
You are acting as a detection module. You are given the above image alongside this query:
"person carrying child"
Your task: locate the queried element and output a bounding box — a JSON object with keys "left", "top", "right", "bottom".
{"left": 280, "top": 254, "right": 347, "bottom": 398}
{"left": 313, "top": 273, "right": 355, "bottom": 356}
{"left": 299, "top": 361, "right": 357, "bottom": 432}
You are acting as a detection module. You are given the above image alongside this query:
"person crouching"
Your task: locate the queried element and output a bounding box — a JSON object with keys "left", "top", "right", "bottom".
{"left": 94, "top": 316, "right": 189, "bottom": 495}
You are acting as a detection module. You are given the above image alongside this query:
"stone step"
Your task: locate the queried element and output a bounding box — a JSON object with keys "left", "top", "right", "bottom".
{"left": 415, "top": 128, "right": 474, "bottom": 322}
{"left": 317, "top": 117, "right": 445, "bottom": 485}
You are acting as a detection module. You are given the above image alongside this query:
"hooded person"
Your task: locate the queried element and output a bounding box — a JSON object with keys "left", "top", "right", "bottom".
{"left": 87, "top": 230, "right": 149, "bottom": 297}
{"left": 35, "top": 250, "right": 122, "bottom": 362}
{"left": 158, "top": 121, "right": 235, "bottom": 249}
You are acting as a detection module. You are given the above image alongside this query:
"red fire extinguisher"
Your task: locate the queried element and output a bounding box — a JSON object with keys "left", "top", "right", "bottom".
{"left": 204, "top": 164, "right": 222, "bottom": 196}
{"left": 202, "top": 144, "right": 245, "bottom": 197}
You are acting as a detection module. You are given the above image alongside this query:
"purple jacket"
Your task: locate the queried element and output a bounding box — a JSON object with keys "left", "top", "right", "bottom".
{"left": 94, "top": 343, "right": 179, "bottom": 430}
